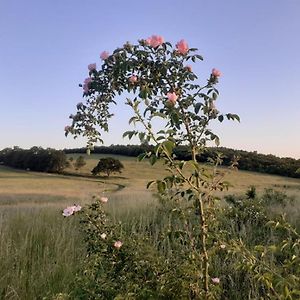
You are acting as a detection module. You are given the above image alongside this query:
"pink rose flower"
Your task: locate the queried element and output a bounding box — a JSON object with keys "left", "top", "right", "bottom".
{"left": 129, "top": 75, "right": 138, "bottom": 84}
{"left": 62, "top": 206, "right": 75, "bottom": 217}
{"left": 146, "top": 35, "right": 164, "bottom": 48}
{"left": 212, "top": 68, "right": 221, "bottom": 77}
{"left": 88, "top": 63, "right": 96, "bottom": 71}
{"left": 211, "top": 277, "right": 220, "bottom": 285}
{"left": 176, "top": 39, "right": 189, "bottom": 55}
{"left": 100, "top": 51, "right": 109, "bottom": 60}
{"left": 167, "top": 92, "right": 178, "bottom": 105}
{"left": 100, "top": 196, "right": 108, "bottom": 203}
{"left": 114, "top": 241, "right": 123, "bottom": 249}
{"left": 185, "top": 65, "right": 192, "bottom": 72}
{"left": 73, "top": 204, "right": 82, "bottom": 212}
{"left": 83, "top": 77, "right": 92, "bottom": 93}
{"left": 220, "top": 244, "right": 226, "bottom": 249}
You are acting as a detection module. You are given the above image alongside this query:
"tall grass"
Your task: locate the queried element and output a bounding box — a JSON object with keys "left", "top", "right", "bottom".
{"left": 0, "top": 208, "right": 84, "bottom": 299}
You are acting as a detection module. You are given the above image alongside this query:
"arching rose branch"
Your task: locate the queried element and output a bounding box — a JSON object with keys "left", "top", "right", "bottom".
{"left": 65, "top": 35, "right": 240, "bottom": 297}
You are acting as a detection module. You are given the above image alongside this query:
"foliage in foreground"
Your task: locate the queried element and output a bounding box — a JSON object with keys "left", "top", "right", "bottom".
{"left": 72, "top": 189, "right": 300, "bottom": 299}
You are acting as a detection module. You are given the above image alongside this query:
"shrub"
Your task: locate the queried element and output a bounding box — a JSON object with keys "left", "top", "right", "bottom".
{"left": 91, "top": 157, "right": 124, "bottom": 177}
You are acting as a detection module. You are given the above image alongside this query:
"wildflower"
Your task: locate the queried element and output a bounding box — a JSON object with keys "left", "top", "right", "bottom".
{"left": 185, "top": 65, "right": 192, "bottom": 72}
{"left": 83, "top": 77, "right": 92, "bottom": 93}
{"left": 62, "top": 206, "right": 75, "bottom": 217}
{"left": 176, "top": 39, "right": 189, "bottom": 55}
{"left": 88, "top": 63, "right": 96, "bottom": 71}
{"left": 145, "top": 35, "right": 164, "bottom": 48}
{"left": 211, "top": 277, "right": 220, "bottom": 285}
{"left": 100, "top": 51, "right": 109, "bottom": 60}
{"left": 220, "top": 244, "right": 226, "bottom": 249}
{"left": 73, "top": 204, "right": 82, "bottom": 212}
{"left": 129, "top": 75, "right": 138, "bottom": 84}
{"left": 100, "top": 233, "right": 107, "bottom": 240}
{"left": 212, "top": 68, "right": 221, "bottom": 77}
{"left": 100, "top": 196, "right": 108, "bottom": 203}
{"left": 114, "top": 241, "right": 123, "bottom": 249}
{"left": 167, "top": 92, "right": 178, "bottom": 105}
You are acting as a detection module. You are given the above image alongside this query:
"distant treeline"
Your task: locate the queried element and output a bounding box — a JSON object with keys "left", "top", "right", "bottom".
{"left": 65, "top": 144, "right": 300, "bottom": 178}
{"left": 0, "top": 146, "right": 68, "bottom": 173}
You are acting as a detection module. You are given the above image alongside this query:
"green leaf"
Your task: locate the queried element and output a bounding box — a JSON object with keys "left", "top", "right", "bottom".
{"left": 195, "top": 102, "right": 202, "bottom": 114}
{"left": 163, "top": 140, "right": 175, "bottom": 157}
{"left": 149, "top": 155, "right": 157, "bottom": 165}
{"left": 218, "top": 115, "right": 224, "bottom": 122}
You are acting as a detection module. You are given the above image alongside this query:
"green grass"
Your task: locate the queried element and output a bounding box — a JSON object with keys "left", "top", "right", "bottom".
{"left": 0, "top": 155, "right": 300, "bottom": 299}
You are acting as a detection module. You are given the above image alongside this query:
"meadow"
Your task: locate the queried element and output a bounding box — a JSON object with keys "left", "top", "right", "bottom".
{"left": 1, "top": 154, "right": 300, "bottom": 299}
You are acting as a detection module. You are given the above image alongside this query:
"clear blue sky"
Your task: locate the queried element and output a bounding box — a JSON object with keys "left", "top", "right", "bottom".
{"left": 0, "top": 0, "right": 299, "bottom": 158}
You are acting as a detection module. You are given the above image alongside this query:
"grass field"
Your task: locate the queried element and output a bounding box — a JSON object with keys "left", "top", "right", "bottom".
{"left": 1, "top": 154, "right": 300, "bottom": 299}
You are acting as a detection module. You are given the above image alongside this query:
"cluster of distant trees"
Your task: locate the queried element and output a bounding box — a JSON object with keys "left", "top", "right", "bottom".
{"left": 65, "top": 144, "right": 300, "bottom": 178}
{"left": 0, "top": 146, "right": 68, "bottom": 173}
{"left": 1, "top": 145, "right": 299, "bottom": 178}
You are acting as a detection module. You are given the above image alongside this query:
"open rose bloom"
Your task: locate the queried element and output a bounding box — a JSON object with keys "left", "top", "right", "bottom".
{"left": 167, "top": 92, "right": 178, "bottom": 105}
{"left": 100, "top": 51, "right": 109, "bottom": 60}
{"left": 114, "top": 241, "right": 123, "bottom": 249}
{"left": 176, "top": 39, "right": 189, "bottom": 55}
{"left": 145, "top": 35, "right": 164, "bottom": 48}
{"left": 62, "top": 204, "right": 82, "bottom": 217}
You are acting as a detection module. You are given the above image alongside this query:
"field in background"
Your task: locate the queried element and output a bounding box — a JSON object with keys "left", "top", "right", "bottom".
{"left": 1, "top": 154, "right": 300, "bottom": 299}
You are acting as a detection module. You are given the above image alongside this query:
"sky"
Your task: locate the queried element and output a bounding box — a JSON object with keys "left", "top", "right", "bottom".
{"left": 0, "top": 0, "right": 299, "bottom": 158}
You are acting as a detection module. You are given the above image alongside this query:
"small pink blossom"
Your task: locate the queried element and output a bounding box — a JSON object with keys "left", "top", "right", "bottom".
{"left": 185, "top": 65, "right": 192, "bottom": 72}
{"left": 114, "top": 241, "right": 123, "bottom": 249}
{"left": 100, "top": 51, "right": 109, "bottom": 60}
{"left": 62, "top": 204, "right": 81, "bottom": 217}
{"left": 167, "top": 92, "right": 178, "bottom": 105}
{"left": 83, "top": 77, "right": 92, "bottom": 93}
{"left": 100, "top": 233, "right": 107, "bottom": 240}
{"left": 220, "top": 244, "right": 226, "bottom": 249}
{"left": 73, "top": 204, "right": 82, "bottom": 212}
{"left": 100, "top": 196, "right": 108, "bottom": 203}
{"left": 146, "top": 35, "right": 164, "bottom": 48}
{"left": 88, "top": 63, "right": 96, "bottom": 71}
{"left": 212, "top": 68, "right": 221, "bottom": 77}
{"left": 211, "top": 277, "right": 220, "bottom": 285}
{"left": 176, "top": 39, "right": 189, "bottom": 55}
{"left": 129, "top": 75, "right": 138, "bottom": 84}
{"left": 62, "top": 206, "right": 75, "bottom": 217}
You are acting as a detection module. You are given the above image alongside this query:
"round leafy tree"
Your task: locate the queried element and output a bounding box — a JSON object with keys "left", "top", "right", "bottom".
{"left": 91, "top": 157, "right": 124, "bottom": 177}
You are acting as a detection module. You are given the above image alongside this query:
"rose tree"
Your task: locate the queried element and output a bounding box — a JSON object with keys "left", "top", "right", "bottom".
{"left": 66, "top": 35, "right": 240, "bottom": 298}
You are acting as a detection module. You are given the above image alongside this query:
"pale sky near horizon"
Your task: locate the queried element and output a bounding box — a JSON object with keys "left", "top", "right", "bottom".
{"left": 0, "top": 0, "right": 299, "bottom": 158}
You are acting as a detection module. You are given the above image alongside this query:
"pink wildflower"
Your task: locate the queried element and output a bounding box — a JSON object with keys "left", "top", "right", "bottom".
{"left": 220, "top": 244, "right": 226, "bottom": 249}
{"left": 100, "top": 196, "right": 108, "bottom": 203}
{"left": 100, "top": 233, "right": 107, "bottom": 240}
{"left": 176, "top": 39, "right": 189, "bottom": 55}
{"left": 185, "top": 65, "right": 192, "bottom": 72}
{"left": 129, "top": 75, "right": 138, "bottom": 84}
{"left": 73, "top": 204, "right": 82, "bottom": 212}
{"left": 100, "top": 51, "right": 109, "bottom": 60}
{"left": 211, "top": 277, "right": 220, "bottom": 285}
{"left": 83, "top": 77, "right": 92, "bottom": 93}
{"left": 88, "top": 63, "right": 96, "bottom": 71}
{"left": 114, "top": 241, "right": 123, "bottom": 249}
{"left": 146, "top": 35, "right": 164, "bottom": 48}
{"left": 212, "top": 68, "right": 221, "bottom": 77}
{"left": 167, "top": 92, "right": 178, "bottom": 105}
{"left": 62, "top": 206, "right": 75, "bottom": 217}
